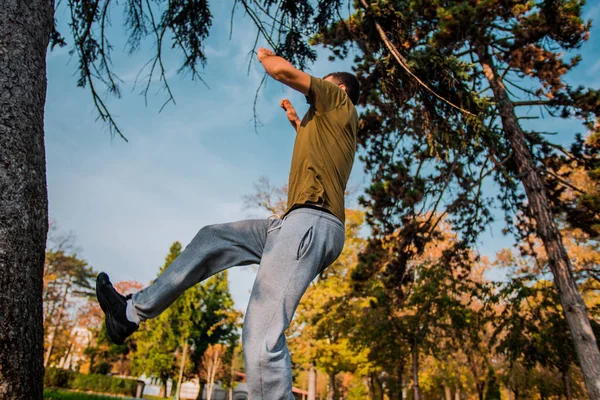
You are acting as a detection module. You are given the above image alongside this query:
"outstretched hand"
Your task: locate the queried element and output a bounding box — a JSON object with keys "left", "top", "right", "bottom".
{"left": 280, "top": 99, "right": 301, "bottom": 132}
{"left": 257, "top": 47, "right": 275, "bottom": 62}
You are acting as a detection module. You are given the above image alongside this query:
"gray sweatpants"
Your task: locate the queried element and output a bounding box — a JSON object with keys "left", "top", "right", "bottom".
{"left": 131, "top": 207, "right": 345, "bottom": 399}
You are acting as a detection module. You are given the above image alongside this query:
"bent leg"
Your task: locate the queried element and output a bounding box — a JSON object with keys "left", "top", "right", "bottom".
{"left": 242, "top": 210, "right": 345, "bottom": 400}
{"left": 132, "top": 219, "right": 271, "bottom": 320}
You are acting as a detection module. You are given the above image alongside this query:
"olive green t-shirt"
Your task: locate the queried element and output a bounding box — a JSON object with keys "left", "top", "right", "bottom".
{"left": 284, "top": 76, "right": 358, "bottom": 223}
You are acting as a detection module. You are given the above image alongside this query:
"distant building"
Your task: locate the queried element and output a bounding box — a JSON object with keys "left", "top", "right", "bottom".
{"left": 142, "top": 373, "right": 308, "bottom": 399}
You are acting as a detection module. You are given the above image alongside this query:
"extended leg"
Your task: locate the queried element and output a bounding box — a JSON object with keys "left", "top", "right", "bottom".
{"left": 242, "top": 209, "right": 345, "bottom": 400}
{"left": 132, "top": 219, "right": 271, "bottom": 320}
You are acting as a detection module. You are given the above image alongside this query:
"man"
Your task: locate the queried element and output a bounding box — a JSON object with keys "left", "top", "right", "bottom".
{"left": 96, "top": 47, "right": 359, "bottom": 399}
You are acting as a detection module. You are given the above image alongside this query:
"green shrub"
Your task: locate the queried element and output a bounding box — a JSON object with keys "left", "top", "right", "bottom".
{"left": 44, "top": 368, "right": 75, "bottom": 389}
{"left": 44, "top": 388, "right": 123, "bottom": 399}
{"left": 91, "top": 361, "right": 112, "bottom": 375}
{"left": 45, "top": 368, "right": 138, "bottom": 397}
{"left": 71, "top": 373, "right": 138, "bottom": 396}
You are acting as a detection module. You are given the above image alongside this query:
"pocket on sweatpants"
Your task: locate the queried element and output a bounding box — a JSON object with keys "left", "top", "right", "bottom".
{"left": 296, "top": 226, "right": 314, "bottom": 260}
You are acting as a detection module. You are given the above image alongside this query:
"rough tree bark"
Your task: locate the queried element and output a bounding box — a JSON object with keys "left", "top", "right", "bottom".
{"left": 476, "top": 44, "right": 600, "bottom": 399}
{"left": 0, "top": 0, "right": 53, "bottom": 399}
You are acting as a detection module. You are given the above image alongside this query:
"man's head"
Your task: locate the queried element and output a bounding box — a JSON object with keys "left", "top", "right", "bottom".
{"left": 323, "top": 72, "right": 360, "bottom": 105}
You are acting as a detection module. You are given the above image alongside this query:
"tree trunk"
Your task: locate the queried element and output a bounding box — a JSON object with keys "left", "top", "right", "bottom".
{"left": 159, "top": 380, "right": 167, "bottom": 397}
{"left": 0, "top": 1, "right": 52, "bottom": 399}
{"left": 397, "top": 360, "right": 404, "bottom": 400}
{"left": 43, "top": 282, "right": 59, "bottom": 322}
{"left": 195, "top": 382, "right": 204, "bottom": 400}
{"left": 327, "top": 371, "right": 338, "bottom": 400}
{"left": 477, "top": 384, "right": 485, "bottom": 400}
{"left": 58, "top": 342, "right": 74, "bottom": 369}
{"left": 444, "top": 385, "right": 452, "bottom": 400}
{"left": 476, "top": 44, "right": 600, "bottom": 400}
{"left": 411, "top": 338, "right": 420, "bottom": 400}
{"left": 455, "top": 387, "right": 461, "bottom": 400}
{"left": 44, "top": 281, "right": 69, "bottom": 367}
{"left": 562, "top": 365, "right": 572, "bottom": 400}
{"left": 370, "top": 372, "right": 384, "bottom": 400}
{"left": 365, "top": 377, "right": 372, "bottom": 399}
{"left": 308, "top": 365, "right": 317, "bottom": 400}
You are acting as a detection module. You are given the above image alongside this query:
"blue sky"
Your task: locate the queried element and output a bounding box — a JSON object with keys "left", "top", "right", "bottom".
{"left": 45, "top": 2, "right": 600, "bottom": 311}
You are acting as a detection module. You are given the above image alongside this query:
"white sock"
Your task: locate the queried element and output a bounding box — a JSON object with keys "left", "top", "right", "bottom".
{"left": 126, "top": 299, "right": 141, "bottom": 325}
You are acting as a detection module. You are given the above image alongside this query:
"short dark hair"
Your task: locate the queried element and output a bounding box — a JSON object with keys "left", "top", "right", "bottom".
{"left": 323, "top": 72, "right": 360, "bottom": 105}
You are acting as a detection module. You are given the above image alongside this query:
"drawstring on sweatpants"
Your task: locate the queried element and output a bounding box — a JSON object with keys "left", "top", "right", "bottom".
{"left": 267, "top": 214, "right": 287, "bottom": 233}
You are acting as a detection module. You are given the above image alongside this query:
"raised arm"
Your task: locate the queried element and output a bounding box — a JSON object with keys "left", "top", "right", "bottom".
{"left": 257, "top": 48, "right": 311, "bottom": 95}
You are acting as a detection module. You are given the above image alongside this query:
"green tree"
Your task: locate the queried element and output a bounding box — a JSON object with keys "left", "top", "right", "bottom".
{"left": 495, "top": 247, "right": 593, "bottom": 400}
{"left": 43, "top": 250, "right": 96, "bottom": 368}
{"left": 132, "top": 242, "right": 241, "bottom": 397}
{"left": 314, "top": 1, "right": 600, "bottom": 395}
{"left": 349, "top": 218, "right": 494, "bottom": 400}
{"left": 183, "top": 270, "right": 241, "bottom": 400}
{"left": 132, "top": 242, "right": 187, "bottom": 396}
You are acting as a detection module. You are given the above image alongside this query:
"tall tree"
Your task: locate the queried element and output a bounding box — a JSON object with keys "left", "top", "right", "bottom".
{"left": 314, "top": 1, "right": 600, "bottom": 395}
{"left": 0, "top": 1, "right": 53, "bottom": 398}
{"left": 183, "top": 269, "right": 241, "bottom": 400}
{"left": 43, "top": 250, "right": 96, "bottom": 367}
{"left": 495, "top": 245, "right": 596, "bottom": 400}
{"left": 199, "top": 344, "right": 227, "bottom": 400}
{"left": 132, "top": 242, "right": 241, "bottom": 397}
{"left": 132, "top": 242, "right": 186, "bottom": 396}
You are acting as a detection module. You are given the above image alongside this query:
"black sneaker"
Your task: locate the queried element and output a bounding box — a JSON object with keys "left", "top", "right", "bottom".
{"left": 96, "top": 272, "right": 138, "bottom": 345}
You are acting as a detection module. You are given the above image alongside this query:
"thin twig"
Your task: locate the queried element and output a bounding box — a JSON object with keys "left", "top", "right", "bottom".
{"left": 252, "top": 73, "right": 268, "bottom": 134}
{"left": 144, "top": 0, "right": 176, "bottom": 111}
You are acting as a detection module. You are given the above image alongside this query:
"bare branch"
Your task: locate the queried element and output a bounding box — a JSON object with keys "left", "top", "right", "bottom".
{"left": 513, "top": 100, "right": 553, "bottom": 107}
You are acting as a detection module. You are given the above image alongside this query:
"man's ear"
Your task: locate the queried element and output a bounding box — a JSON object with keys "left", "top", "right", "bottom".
{"left": 339, "top": 84, "right": 347, "bottom": 93}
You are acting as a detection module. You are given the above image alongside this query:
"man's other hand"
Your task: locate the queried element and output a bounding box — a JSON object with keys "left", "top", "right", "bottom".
{"left": 281, "top": 99, "right": 301, "bottom": 131}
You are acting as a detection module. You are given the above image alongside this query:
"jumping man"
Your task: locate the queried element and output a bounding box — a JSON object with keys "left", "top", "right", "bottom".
{"left": 96, "top": 47, "right": 360, "bottom": 399}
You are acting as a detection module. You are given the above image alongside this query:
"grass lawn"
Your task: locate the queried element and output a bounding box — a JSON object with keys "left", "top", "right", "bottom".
{"left": 44, "top": 388, "right": 135, "bottom": 400}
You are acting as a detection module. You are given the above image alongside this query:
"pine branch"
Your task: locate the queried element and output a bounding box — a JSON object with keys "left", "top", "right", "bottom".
{"left": 358, "top": 0, "right": 476, "bottom": 117}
